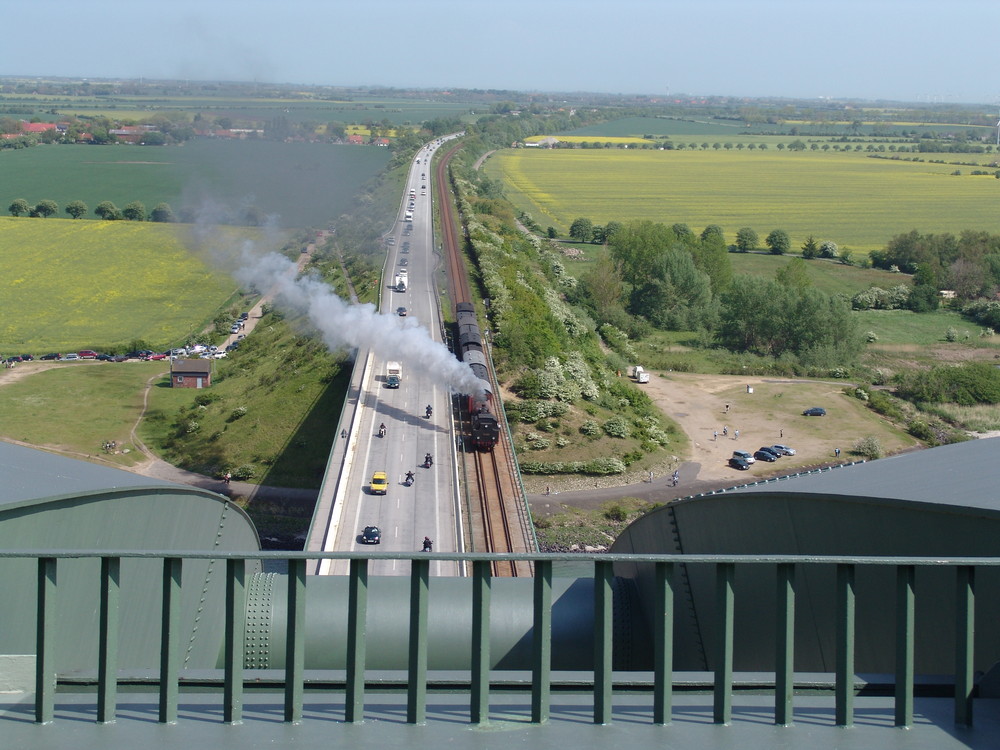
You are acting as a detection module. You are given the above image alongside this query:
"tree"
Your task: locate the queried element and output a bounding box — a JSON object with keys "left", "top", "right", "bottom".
{"left": 8, "top": 198, "right": 30, "bottom": 217}
{"left": 735, "top": 227, "right": 758, "bottom": 253}
{"left": 95, "top": 201, "right": 122, "bottom": 220}
{"left": 765, "top": 229, "right": 791, "bottom": 255}
{"left": 591, "top": 225, "right": 605, "bottom": 244}
{"left": 775, "top": 257, "right": 812, "bottom": 291}
{"left": 151, "top": 203, "right": 176, "bottom": 223}
{"left": 569, "top": 217, "right": 593, "bottom": 243}
{"left": 546, "top": 226, "right": 557, "bottom": 239}
{"left": 122, "top": 201, "right": 146, "bottom": 221}
{"left": 603, "top": 221, "right": 623, "bottom": 243}
{"left": 582, "top": 251, "right": 625, "bottom": 322}
{"left": 65, "top": 200, "right": 88, "bottom": 219}
{"left": 801, "top": 235, "right": 819, "bottom": 259}
{"left": 819, "top": 240, "right": 838, "bottom": 258}
{"left": 32, "top": 200, "right": 58, "bottom": 218}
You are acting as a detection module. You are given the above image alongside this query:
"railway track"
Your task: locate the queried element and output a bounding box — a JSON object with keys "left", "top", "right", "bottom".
{"left": 435, "top": 140, "right": 533, "bottom": 576}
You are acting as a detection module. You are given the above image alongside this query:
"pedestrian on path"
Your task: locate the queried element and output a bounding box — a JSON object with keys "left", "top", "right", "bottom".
{"left": 835, "top": 447, "right": 841, "bottom": 458}
{"left": 734, "top": 429, "right": 740, "bottom": 440}
{"left": 672, "top": 470, "right": 679, "bottom": 487}
{"left": 780, "top": 428, "right": 783, "bottom": 439}
{"left": 725, "top": 403, "right": 730, "bottom": 413}
{"left": 723, "top": 425, "right": 728, "bottom": 437}
{"left": 648, "top": 470, "right": 654, "bottom": 483}
{"left": 713, "top": 430, "right": 718, "bottom": 441}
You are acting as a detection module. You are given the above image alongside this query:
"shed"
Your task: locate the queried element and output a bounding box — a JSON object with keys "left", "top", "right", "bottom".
{"left": 170, "top": 358, "right": 212, "bottom": 388}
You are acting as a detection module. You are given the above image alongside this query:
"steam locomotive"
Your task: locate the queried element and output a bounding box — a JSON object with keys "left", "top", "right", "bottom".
{"left": 456, "top": 302, "right": 499, "bottom": 450}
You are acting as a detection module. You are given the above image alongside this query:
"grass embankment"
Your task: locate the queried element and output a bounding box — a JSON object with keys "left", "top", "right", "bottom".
{"left": 485, "top": 149, "right": 1000, "bottom": 252}
{"left": 137, "top": 311, "right": 348, "bottom": 488}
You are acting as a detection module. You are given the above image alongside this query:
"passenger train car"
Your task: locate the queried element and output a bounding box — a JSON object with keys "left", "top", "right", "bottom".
{"left": 455, "top": 302, "right": 499, "bottom": 449}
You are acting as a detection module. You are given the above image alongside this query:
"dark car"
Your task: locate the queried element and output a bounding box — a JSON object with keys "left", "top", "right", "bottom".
{"left": 5, "top": 356, "right": 22, "bottom": 364}
{"left": 728, "top": 456, "right": 751, "bottom": 471}
{"left": 397, "top": 307, "right": 408, "bottom": 316}
{"left": 39, "top": 353, "right": 61, "bottom": 361}
{"left": 361, "top": 525, "right": 382, "bottom": 544}
{"left": 754, "top": 449, "right": 778, "bottom": 462}
{"left": 757, "top": 446, "right": 781, "bottom": 460}
{"left": 803, "top": 407, "right": 827, "bottom": 417}
{"left": 19, "top": 354, "right": 33, "bottom": 361}
{"left": 96, "top": 354, "right": 114, "bottom": 361}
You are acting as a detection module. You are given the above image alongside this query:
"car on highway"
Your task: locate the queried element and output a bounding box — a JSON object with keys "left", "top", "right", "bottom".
{"left": 361, "top": 525, "right": 382, "bottom": 544}
{"left": 370, "top": 471, "right": 388, "bottom": 495}
{"left": 397, "top": 307, "right": 407, "bottom": 316}
{"left": 728, "top": 456, "right": 751, "bottom": 471}
{"left": 803, "top": 407, "right": 827, "bottom": 417}
{"left": 770, "top": 444, "right": 796, "bottom": 456}
{"left": 754, "top": 449, "right": 778, "bottom": 462}
{"left": 732, "top": 449, "right": 755, "bottom": 464}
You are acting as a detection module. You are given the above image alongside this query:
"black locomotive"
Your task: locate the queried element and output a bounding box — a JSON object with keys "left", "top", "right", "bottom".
{"left": 456, "top": 302, "right": 499, "bottom": 449}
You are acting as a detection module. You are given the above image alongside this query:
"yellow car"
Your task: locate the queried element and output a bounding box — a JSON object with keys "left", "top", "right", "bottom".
{"left": 370, "top": 471, "right": 388, "bottom": 495}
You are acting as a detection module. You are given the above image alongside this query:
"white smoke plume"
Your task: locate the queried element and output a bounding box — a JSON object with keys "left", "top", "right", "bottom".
{"left": 232, "top": 246, "right": 485, "bottom": 397}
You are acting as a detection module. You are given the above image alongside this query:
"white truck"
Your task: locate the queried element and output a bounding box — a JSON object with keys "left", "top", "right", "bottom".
{"left": 386, "top": 361, "right": 402, "bottom": 388}
{"left": 633, "top": 365, "right": 650, "bottom": 384}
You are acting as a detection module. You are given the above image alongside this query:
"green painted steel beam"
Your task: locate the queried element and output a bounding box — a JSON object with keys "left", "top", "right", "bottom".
{"left": 836, "top": 564, "right": 855, "bottom": 727}
{"left": 653, "top": 561, "right": 674, "bottom": 725}
{"left": 224, "top": 559, "right": 245, "bottom": 725}
{"left": 284, "top": 559, "right": 305, "bottom": 723}
{"left": 593, "top": 560, "right": 613, "bottom": 725}
{"left": 35, "top": 557, "right": 56, "bottom": 725}
{"left": 531, "top": 560, "right": 552, "bottom": 724}
{"left": 97, "top": 557, "right": 119, "bottom": 724}
{"left": 775, "top": 563, "right": 795, "bottom": 726}
{"left": 158, "top": 558, "right": 181, "bottom": 724}
{"left": 346, "top": 558, "right": 368, "bottom": 723}
{"left": 955, "top": 565, "right": 975, "bottom": 727}
{"left": 714, "top": 563, "right": 734, "bottom": 725}
{"left": 895, "top": 565, "right": 915, "bottom": 727}
{"left": 407, "top": 558, "right": 429, "bottom": 724}
{"left": 470, "top": 560, "right": 491, "bottom": 724}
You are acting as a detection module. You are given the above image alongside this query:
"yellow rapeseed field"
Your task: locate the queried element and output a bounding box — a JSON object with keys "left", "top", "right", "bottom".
{"left": 484, "top": 149, "right": 1000, "bottom": 251}
{"left": 0, "top": 217, "right": 240, "bottom": 351}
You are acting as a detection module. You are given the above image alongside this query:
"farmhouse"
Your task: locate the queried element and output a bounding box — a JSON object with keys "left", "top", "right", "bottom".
{"left": 170, "top": 359, "right": 212, "bottom": 389}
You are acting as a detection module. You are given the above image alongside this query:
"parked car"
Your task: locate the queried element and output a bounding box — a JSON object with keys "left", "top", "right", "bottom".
{"left": 96, "top": 354, "right": 114, "bottom": 362}
{"left": 19, "top": 354, "right": 33, "bottom": 361}
{"left": 369, "top": 471, "right": 388, "bottom": 495}
{"left": 756, "top": 446, "right": 781, "bottom": 460}
{"left": 770, "top": 444, "right": 796, "bottom": 456}
{"left": 78, "top": 350, "right": 98, "bottom": 359}
{"left": 728, "top": 456, "right": 751, "bottom": 471}
{"left": 39, "top": 353, "right": 61, "bottom": 361}
{"left": 803, "top": 407, "right": 827, "bottom": 417}
{"left": 148, "top": 353, "right": 168, "bottom": 361}
{"left": 732, "top": 449, "right": 755, "bottom": 464}
{"left": 239, "top": 312, "right": 249, "bottom": 320}
{"left": 361, "top": 525, "right": 382, "bottom": 544}
{"left": 754, "top": 449, "right": 778, "bottom": 462}
{"left": 225, "top": 343, "right": 239, "bottom": 352}
{"left": 63, "top": 353, "right": 80, "bottom": 361}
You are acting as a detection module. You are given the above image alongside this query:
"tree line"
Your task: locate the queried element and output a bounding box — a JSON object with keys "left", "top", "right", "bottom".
{"left": 7, "top": 199, "right": 176, "bottom": 222}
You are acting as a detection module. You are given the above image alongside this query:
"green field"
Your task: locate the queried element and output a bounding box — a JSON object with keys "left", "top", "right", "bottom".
{"left": 0, "top": 139, "right": 389, "bottom": 228}
{"left": 0, "top": 217, "right": 242, "bottom": 352}
{"left": 485, "top": 148, "right": 1000, "bottom": 251}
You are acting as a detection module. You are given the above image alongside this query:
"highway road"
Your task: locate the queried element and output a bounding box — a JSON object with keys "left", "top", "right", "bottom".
{"left": 318, "top": 136, "right": 464, "bottom": 576}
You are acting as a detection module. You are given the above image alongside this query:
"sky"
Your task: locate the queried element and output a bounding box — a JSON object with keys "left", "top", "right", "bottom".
{"left": 4, "top": 0, "right": 1000, "bottom": 105}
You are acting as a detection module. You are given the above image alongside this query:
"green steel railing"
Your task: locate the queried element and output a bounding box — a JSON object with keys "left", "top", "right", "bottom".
{"left": 12, "top": 550, "right": 991, "bottom": 728}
